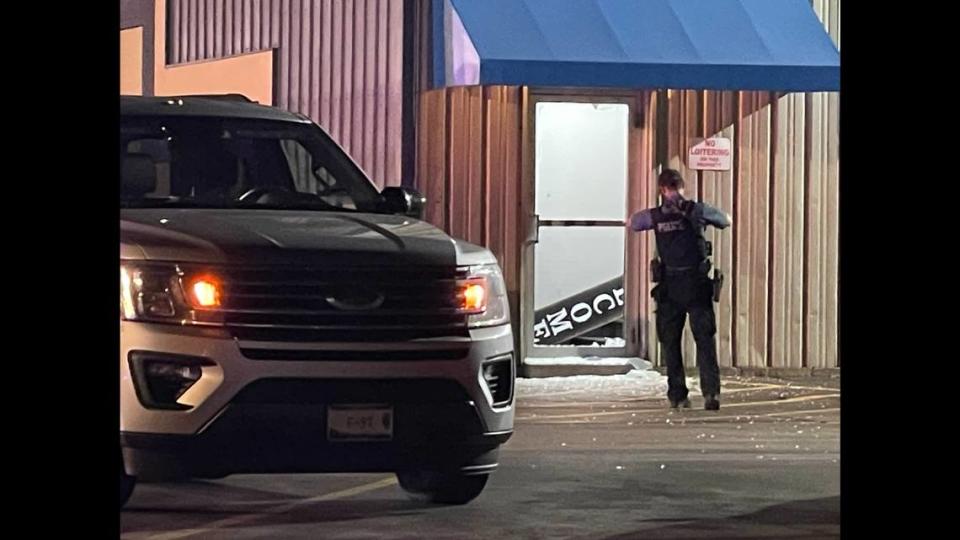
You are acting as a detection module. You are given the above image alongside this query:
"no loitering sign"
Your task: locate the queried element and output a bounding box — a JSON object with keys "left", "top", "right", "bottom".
{"left": 688, "top": 138, "right": 732, "bottom": 171}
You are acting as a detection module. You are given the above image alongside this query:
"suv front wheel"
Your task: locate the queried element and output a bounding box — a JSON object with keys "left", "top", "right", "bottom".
{"left": 396, "top": 470, "right": 489, "bottom": 505}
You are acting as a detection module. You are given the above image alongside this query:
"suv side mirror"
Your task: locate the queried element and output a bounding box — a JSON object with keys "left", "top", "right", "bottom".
{"left": 380, "top": 187, "right": 426, "bottom": 220}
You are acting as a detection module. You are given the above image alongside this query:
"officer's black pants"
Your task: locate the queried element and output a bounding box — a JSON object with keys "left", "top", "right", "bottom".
{"left": 653, "top": 273, "right": 721, "bottom": 401}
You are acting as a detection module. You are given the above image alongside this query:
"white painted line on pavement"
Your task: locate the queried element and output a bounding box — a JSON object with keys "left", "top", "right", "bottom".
{"left": 517, "top": 394, "right": 840, "bottom": 421}
{"left": 133, "top": 475, "right": 398, "bottom": 540}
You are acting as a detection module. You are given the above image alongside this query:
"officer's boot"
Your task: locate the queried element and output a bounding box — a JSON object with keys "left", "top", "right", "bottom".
{"left": 704, "top": 394, "right": 720, "bottom": 411}
{"left": 669, "top": 397, "right": 691, "bottom": 409}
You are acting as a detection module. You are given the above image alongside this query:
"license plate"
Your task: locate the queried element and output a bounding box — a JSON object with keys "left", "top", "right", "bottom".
{"left": 327, "top": 405, "right": 394, "bottom": 442}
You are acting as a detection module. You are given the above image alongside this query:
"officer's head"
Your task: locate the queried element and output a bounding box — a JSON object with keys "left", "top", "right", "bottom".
{"left": 658, "top": 168, "right": 685, "bottom": 200}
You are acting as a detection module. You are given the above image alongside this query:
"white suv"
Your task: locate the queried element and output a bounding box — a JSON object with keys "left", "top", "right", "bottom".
{"left": 120, "top": 95, "right": 515, "bottom": 507}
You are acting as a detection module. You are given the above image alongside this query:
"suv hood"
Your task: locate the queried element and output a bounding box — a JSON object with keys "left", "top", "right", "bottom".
{"left": 120, "top": 209, "right": 495, "bottom": 267}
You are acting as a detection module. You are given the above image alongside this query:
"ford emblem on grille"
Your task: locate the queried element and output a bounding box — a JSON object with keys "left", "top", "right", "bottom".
{"left": 326, "top": 292, "right": 386, "bottom": 311}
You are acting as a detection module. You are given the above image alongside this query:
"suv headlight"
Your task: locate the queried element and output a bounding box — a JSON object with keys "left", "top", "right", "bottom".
{"left": 120, "top": 264, "right": 223, "bottom": 324}
{"left": 457, "top": 264, "right": 510, "bottom": 328}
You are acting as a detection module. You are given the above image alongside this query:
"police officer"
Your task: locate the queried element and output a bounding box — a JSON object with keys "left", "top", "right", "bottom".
{"left": 629, "top": 169, "right": 731, "bottom": 410}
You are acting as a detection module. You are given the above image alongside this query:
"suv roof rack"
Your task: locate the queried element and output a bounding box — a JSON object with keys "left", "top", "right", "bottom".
{"left": 167, "top": 94, "right": 256, "bottom": 103}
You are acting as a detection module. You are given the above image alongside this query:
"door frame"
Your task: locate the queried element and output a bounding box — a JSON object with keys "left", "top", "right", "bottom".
{"left": 519, "top": 89, "right": 645, "bottom": 361}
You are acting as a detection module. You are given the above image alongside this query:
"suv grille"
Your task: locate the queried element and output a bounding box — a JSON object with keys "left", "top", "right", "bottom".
{"left": 232, "top": 378, "right": 472, "bottom": 404}
{"left": 187, "top": 265, "right": 469, "bottom": 342}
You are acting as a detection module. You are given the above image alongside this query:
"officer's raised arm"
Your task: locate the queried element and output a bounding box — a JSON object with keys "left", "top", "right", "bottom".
{"left": 629, "top": 209, "right": 655, "bottom": 231}
{"left": 700, "top": 203, "right": 732, "bottom": 230}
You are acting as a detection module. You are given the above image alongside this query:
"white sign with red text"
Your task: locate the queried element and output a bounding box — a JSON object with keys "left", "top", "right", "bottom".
{"left": 688, "top": 138, "right": 732, "bottom": 171}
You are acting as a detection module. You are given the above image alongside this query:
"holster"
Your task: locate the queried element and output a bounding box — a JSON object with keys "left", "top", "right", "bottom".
{"left": 651, "top": 282, "right": 666, "bottom": 302}
{"left": 712, "top": 269, "right": 724, "bottom": 303}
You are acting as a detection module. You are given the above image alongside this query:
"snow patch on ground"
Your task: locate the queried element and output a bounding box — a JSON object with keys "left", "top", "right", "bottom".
{"left": 517, "top": 366, "right": 700, "bottom": 401}
{"left": 523, "top": 356, "right": 645, "bottom": 367}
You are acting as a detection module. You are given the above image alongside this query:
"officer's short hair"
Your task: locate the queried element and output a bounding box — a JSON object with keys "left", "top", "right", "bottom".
{"left": 658, "top": 169, "right": 685, "bottom": 190}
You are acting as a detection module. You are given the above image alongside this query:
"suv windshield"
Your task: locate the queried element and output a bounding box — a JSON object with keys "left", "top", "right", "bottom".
{"left": 120, "top": 116, "right": 383, "bottom": 213}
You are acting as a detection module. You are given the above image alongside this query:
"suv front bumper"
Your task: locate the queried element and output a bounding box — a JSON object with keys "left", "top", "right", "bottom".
{"left": 120, "top": 321, "right": 515, "bottom": 480}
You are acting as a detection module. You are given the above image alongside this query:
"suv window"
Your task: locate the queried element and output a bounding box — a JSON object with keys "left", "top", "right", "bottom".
{"left": 120, "top": 117, "right": 381, "bottom": 213}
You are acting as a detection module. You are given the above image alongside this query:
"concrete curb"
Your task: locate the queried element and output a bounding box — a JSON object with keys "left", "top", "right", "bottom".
{"left": 659, "top": 366, "right": 841, "bottom": 379}
{"left": 522, "top": 363, "right": 635, "bottom": 378}
{"left": 520, "top": 363, "right": 840, "bottom": 379}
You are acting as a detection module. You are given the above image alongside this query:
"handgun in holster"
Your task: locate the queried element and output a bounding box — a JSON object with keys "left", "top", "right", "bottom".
{"left": 712, "top": 268, "right": 724, "bottom": 302}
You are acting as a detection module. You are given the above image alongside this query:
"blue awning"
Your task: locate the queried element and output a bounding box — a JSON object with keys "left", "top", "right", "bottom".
{"left": 433, "top": 0, "right": 840, "bottom": 92}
